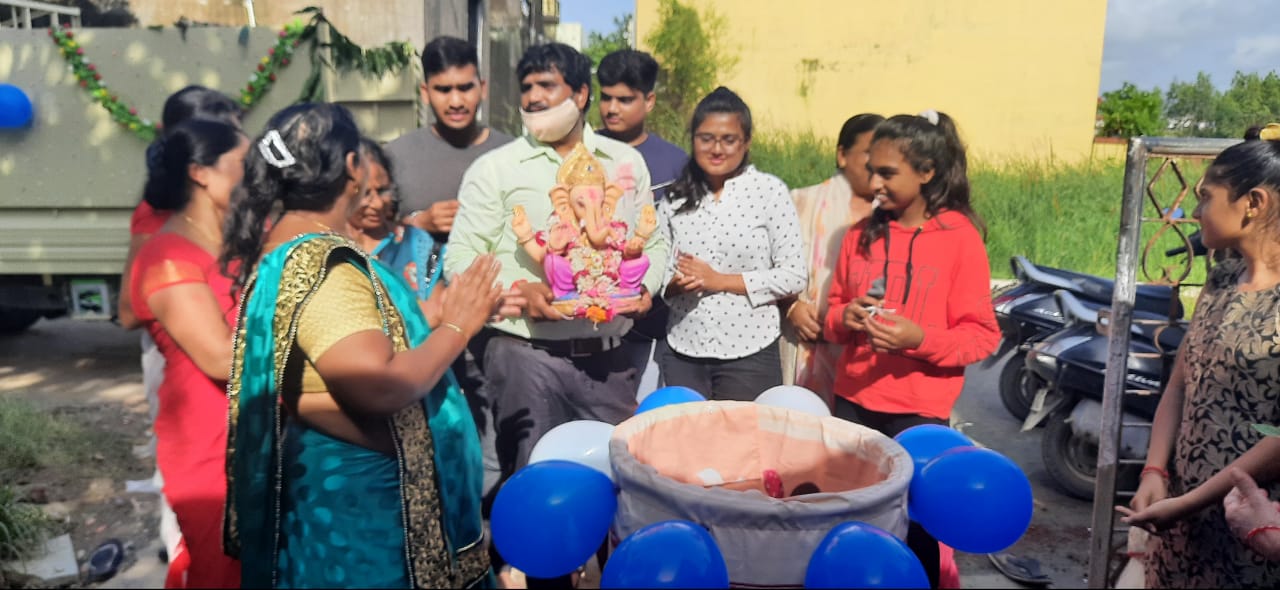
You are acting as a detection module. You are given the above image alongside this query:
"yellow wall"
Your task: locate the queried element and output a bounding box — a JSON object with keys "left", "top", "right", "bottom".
{"left": 636, "top": 0, "right": 1108, "bottom": 163}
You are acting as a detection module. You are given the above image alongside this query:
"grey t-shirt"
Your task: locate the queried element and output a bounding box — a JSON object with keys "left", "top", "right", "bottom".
{"left": 384, "top": 126, "right": 513, "bottom": 216}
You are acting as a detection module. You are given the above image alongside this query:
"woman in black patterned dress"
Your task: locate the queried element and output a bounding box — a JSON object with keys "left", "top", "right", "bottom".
{"left": 1117, "top": 138, "right": 1280, "bottom": 587}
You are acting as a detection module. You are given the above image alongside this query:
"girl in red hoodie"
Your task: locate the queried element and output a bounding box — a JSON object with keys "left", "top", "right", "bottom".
{"left": 825, "top": 110, "right": 999, "bottom": 587}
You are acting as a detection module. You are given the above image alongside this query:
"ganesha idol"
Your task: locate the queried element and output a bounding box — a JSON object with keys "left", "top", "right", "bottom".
{"left": 512, "top": 143, "right": 657, "bottom": 323}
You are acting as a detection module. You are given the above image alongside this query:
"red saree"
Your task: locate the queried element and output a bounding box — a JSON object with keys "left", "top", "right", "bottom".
{"left": 130, "top": 232, "right": 240, "bottom": 589}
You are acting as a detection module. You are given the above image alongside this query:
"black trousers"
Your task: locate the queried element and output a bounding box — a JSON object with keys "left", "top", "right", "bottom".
{"left": 835, "top": 397, "right": 946, "bottom": 589}
{"left": 659, "top": 338, "right": 783, "bottom": 401}
{"left": 484, "top": 332, "right": 638, "bottom": 586}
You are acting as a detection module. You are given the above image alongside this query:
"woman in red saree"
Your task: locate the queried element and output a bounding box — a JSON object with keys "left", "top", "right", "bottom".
{"left": 130, "top": 118, "right": 248, "bottom": 588}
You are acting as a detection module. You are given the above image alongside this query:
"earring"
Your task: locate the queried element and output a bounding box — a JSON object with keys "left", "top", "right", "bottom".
{"left": 1247, "top": 210, "right": 1258, "bottom": 219}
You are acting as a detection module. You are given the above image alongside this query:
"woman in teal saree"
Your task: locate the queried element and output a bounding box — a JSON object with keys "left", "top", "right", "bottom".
{"left": 220, "top": 104, "right": 504, "bottom": 588}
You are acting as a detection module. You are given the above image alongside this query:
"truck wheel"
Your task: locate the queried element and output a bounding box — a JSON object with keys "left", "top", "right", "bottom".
{"left": 0, "top": 309, "right": 41, "bottom": 334}
{"left": 998, "top": 351, "right": 1038, "bottom": 421}
{"left": 1042, "top": 414, "right": 1098, "bottom": 500}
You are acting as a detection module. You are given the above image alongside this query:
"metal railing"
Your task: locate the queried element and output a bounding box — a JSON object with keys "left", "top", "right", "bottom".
{"left": 0, "top": 0, "right": 80, "bottom": 29}
{"left": 1088, "top": 136, "right": 1239, "bottom": 587}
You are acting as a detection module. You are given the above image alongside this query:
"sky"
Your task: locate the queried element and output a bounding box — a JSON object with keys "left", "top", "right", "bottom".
{"left": 560, "top": 0, "right": 1280, "bottom": 94}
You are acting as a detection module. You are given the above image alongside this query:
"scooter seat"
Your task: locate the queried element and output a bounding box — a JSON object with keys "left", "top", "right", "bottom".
{"left": 1011, "top": 256, "right": 1179, "bottom": 318}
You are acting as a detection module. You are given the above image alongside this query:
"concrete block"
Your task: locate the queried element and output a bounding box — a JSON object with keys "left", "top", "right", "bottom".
{"left": 1, "top": 533, "right": 79, "bottom": 587}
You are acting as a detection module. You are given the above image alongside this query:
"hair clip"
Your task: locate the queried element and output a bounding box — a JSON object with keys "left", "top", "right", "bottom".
{"left": 1259, "top": 123, "right": 1280, "bottom": 141}
{"left": 258, "top": 129, "right": 296, "bottom": 169}
{"left": 918, "top": 109, "right": 940, "bottom": 126}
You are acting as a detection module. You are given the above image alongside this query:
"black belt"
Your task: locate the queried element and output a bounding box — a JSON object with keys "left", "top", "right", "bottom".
{"left": 511, "top": 334, "right": 623, "bottom": 358}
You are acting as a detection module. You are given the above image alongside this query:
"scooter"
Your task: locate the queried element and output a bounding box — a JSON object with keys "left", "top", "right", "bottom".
{"left": 990, "top": 227, "right": 1206, "bottom": 421}
{"left": 1021, "top": 290, "right": 1186, "bottom": 500}
{"left": 990, "top": 257, "right": 1181, "bottom": 420}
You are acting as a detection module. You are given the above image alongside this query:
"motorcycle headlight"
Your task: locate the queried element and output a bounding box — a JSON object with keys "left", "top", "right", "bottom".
{"left": 1031, "top": 352, "right": 1058, "bottom": 371}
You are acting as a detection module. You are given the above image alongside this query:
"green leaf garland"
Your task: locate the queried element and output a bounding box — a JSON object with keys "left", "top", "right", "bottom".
{"left": 48, "top": 9, "right": 414, "bottom": 143}
{"left": 48, "top": 22, "right": 158, "bottom": 142}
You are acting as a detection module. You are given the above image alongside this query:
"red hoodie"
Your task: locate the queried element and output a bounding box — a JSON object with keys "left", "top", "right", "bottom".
{"left": 825, "top": 210, "right": 999, "bottom": 419}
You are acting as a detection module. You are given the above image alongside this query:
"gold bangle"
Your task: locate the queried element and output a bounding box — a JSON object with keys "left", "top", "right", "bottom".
{"left": 517, "top": 235, "right": 534, "bottom": 245}
{"left": 441, "top": 322, "right": 465, "bottom": 336}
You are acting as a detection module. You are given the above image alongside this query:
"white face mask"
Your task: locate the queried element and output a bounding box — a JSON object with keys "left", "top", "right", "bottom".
{"left": 520, "top": 97, "right": 582, "bottom": 143}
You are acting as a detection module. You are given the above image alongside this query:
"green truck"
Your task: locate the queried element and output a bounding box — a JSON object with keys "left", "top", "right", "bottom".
{"left": 0, "top": 23, "right": 421, "bottom": 332}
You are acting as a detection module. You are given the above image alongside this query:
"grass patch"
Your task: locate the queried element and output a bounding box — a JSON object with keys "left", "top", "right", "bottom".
{"left": 0, "top": 399, "right": 91, "bottom": 474}
{"left": 0, "top": 485, "right": 50, "bottom": 561}
{"left": 752, "top": 130, "right": 1211, "bottom": 286}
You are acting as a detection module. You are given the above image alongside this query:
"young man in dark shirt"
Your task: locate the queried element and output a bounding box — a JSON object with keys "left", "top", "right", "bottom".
{"left": 597, "top": 49, "right": 689, "bottom": 396}
{"left": 387, "top": 36, "right": 513, "bottom": 240}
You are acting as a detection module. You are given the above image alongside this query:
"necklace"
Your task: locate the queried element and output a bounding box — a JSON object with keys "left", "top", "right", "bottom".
{"left": 180, "top": 214, "right": 222, "bottom": 246}
{"left": 287, "top": 212, "right": 336, "bottom": 234}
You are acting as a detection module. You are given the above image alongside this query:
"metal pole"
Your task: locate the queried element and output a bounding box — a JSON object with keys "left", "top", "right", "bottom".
{"left": 1087, "top": 137, "right": 1147, "bottom": 588}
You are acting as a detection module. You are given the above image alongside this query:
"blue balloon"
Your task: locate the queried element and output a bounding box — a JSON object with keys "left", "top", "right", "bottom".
{"left": 893, "top": 424, "right": 974, "bottom": 481}
{"left": 0, "top": 84, "right": 34, "bottom": 129}
{"left": 636, "top": 386, "right": 705, "bottom": 414}
{"left": 804, "top": 522, "right": 929, "bottom": 589}
{"left": 910, "top": 447, "right": 1034, "bottom": 554}
{"left": 602, "top": 520, "right": 730, "bottom": 589}
{"left": 491, "top": 460, "right": 618, "bottom": 578}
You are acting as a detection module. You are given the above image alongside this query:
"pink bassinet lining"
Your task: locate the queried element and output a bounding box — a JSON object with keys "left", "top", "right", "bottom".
{"left": 624, "top": 402, "right": 895, "bottom": 499}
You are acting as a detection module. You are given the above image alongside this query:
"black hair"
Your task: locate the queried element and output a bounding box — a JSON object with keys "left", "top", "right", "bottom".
{"left": 358, "top": 138, "right": 393, "bottom": 177}
{"left": 517, "top": 42, "right": 593, "bottom": 111}
{"left": 835, "top": 113, "right": 885, "bottom": 168}
{"left": 596, "top": 49, "right": 659, "bottom": 94}
{"left": 221, "top": 103, "right": 363, "bottom": 286}
{"left": 669, "top": 87, "right": 753, "bottom": 214}
{"left": 142, "top": 119, "right": 243, "bottom": 212}
{"left": 161, "top": 85, "right": 244, "bottom": 129}
{"left": 1245, "top": 125, "right": 1264, "bottom": 141}
{"left": 858, "top": 111, "right": 984, "bottom": 256}
{"left": 1203, "top": 140, "right": 1280, "bottom": 207}
{"left": 421, "top": 36, "right": 478, "bottom": 78}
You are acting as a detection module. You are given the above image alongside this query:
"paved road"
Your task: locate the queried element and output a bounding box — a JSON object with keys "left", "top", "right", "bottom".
{"left": 4, "top": 319, "right": 1098, "bottom": 588}
{"left": 952, "top": 350, "right": 1093, "bottom": 588}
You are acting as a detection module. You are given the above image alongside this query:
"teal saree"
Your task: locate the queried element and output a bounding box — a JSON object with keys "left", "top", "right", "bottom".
{"left": 223, "top": 234, "right": 490, "bottom": 588}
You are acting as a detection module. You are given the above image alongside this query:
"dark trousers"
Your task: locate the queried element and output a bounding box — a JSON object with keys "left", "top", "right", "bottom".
{"left": 485, "top": 334, "right": 639, "bottom": 474}
{"left": 455, "top": 331, "right": 500, "bottom": 502}
{"left": 834, "top": 397, "right": 946, "bottom": 589}
{"left": 484, "top": 333, "right": 638, "bottom": 586}
{"left": 659, "top": 338, "right": 782, "bottom": 401}
{"left": 620, "top": 333, "right": 667, "bottom": 393}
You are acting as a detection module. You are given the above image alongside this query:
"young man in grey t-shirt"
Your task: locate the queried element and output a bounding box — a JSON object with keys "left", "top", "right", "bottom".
{"left": 384, "top": 36, "right": 512, "bottom": 503}
{"left": 386, "top": 36, "right": 512, "bottom": 241}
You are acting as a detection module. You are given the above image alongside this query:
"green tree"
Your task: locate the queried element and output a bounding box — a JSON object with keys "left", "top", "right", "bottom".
{"left": 1218, "top": 71, "right": 1280, "bottom": 137}
{"left": 1098, "top": 82, "right": 1165, "bottom": 137}
{"left": 582, "top": 14, "right": 633, "bottom": 68}
{"left": 644, "top": 0, "right": 738, "bottom": 141}
{"left": 1165, "top": 72, "right": 1221, "bottom": 136}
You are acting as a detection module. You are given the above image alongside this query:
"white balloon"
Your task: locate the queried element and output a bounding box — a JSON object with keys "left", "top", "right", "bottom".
{"left": 528, "top": 420, "right": 617, "bottom": 481}
{"left": 754, "top": 385, "right": 832, "bottom": 417}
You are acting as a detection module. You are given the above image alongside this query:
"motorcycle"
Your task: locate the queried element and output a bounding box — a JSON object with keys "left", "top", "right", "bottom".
{"left": 1022, "top": 290, "right": 1186, "bottom": 500}
{"left": 989, "top": 256, "right": 1181, "bottom": 420}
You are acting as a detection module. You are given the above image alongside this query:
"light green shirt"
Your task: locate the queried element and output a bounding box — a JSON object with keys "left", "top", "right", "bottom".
{"left": 444, "top": 125, "right": 670, "bottom": 340}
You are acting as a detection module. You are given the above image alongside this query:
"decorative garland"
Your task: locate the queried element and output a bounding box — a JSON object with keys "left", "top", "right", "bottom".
{"left": 48, "top": 22, "right": 159, "bottom": 141}
{"left": 241, "top": 21, "right": 306, "bottom": 108}
{"left": 47, "top": 9, "right": 414, "bottom": 143}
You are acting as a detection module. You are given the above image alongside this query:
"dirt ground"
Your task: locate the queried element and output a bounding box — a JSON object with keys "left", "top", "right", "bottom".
{"left": 0, "top": 318, "right": 159, "bottom": 588}
{"left": 0, "top": 317, "right": 1099, "bottom": 588}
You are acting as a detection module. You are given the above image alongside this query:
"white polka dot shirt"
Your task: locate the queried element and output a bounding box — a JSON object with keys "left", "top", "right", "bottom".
{"left": 660, "top": 165, "right": 807, "bottom": 360}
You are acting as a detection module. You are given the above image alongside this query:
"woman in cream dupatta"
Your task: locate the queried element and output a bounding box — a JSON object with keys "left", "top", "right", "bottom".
{"left": 220, "top": 104, "right": 505, "bottom": 588}
{"left": 781, "top": 114, "right": 884, "bottom": 399}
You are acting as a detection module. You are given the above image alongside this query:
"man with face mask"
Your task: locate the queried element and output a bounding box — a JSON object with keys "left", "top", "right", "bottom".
{"left": 445, "top": 42, "right": 668, "bottom": 586}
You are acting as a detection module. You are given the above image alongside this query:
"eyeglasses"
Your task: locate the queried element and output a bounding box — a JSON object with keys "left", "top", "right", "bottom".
{"left": 365, "top": 185, "right": 396, "bottom": 200}
{"left": 693, "top": 133, "right": 745, "bottom": 149}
